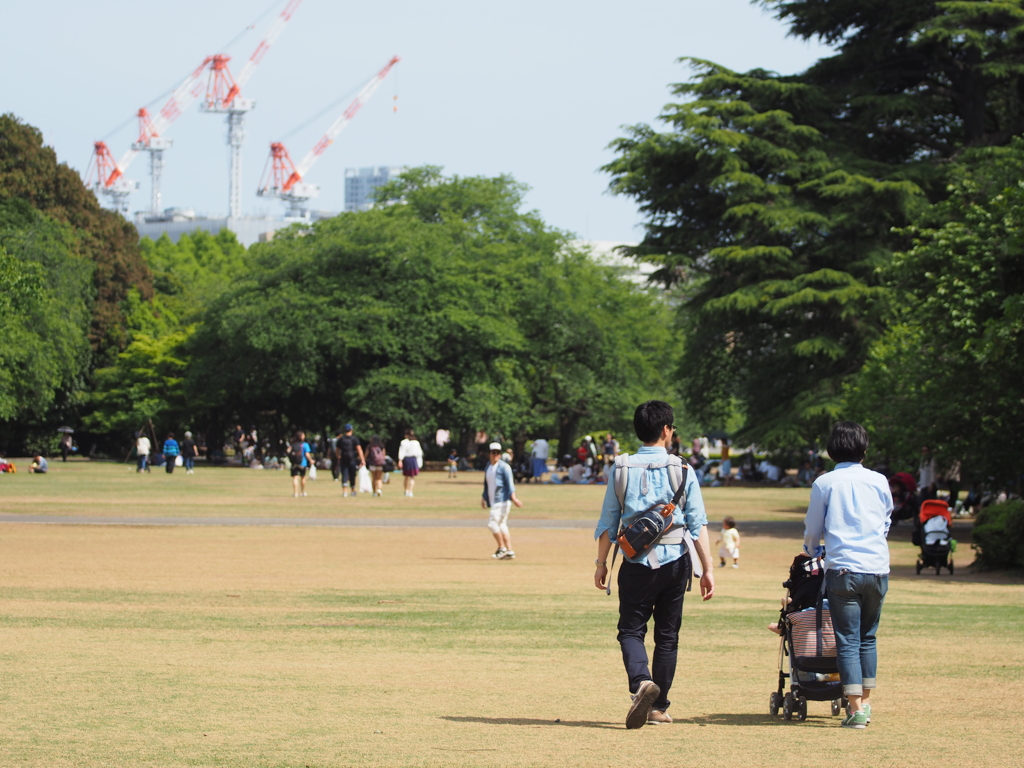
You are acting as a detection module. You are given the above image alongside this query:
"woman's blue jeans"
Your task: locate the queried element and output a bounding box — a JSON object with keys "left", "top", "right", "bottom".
{"left": 826, "top": 569, "right": 888, "bottom": 697}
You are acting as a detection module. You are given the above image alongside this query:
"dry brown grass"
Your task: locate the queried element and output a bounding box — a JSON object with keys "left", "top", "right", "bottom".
{"left": 0, "top": 460, "right": 810, "bottom": 521}
{"left": 0, "top": 462, "right": 1021, "bottom": 767}
{"left": 0, "top": 460, "right": 1019, "bottom": 765}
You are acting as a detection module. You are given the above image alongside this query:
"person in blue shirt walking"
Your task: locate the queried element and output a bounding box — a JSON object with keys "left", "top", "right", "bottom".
{"left": 162, "top": 433, "right": 180, "bottom": 475}
{"left": 481, "top": 442, "right": 523, "bottom": 559}
{"left": 803, "top": 421, "right": 893, "bottom": 729}
{"left": 594, "top": 401, "right": 715, "bottom": 729}
{"left": 290, "top": 431, "right": 313, "bottom": 497}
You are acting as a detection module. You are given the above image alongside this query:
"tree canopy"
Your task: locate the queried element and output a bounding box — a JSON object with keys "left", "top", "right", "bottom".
{"left": 187, "top": 168, "right": 675, "bottom": 451}
{"left": 847, "top": 140, "right": 1024, "bottom": 484}
{"left": 0, "top": 199, "right": 93, "bottom": 450}
{"left": 0, "top": 114, "right": 151, "bottom": 361}
{"left": 606, "top": 0, "right": 1024, "bottom": 460}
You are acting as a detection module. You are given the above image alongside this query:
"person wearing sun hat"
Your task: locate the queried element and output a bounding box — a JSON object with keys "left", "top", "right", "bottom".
{"left": 481, "top": 441, "right": 523, "bottom": 559}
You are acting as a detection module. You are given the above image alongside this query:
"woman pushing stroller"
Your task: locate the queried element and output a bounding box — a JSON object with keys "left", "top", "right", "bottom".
{"left": 803, "top": 422, "right": 893, "bottom": 729}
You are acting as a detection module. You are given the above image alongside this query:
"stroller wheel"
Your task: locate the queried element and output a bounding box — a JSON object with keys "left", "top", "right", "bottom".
{"left": 797, "top": 698, "right": 808, "bottom": 721}
{"left": 949, "top": 560, "right": 955, "bottom": 575}
{"left": 916, "top": 560, "right": 923, "bottom": 575}
{"left": 769, "top": 691, "right": 782, "bottom": 717}
{"left": 935, "top": 563, "right": 942, "bottom": 575}
{"left": 831, "top": 698, "right": 842, "bottom": 716}
{"left": 782, "top": 692, "right": 794, "bottom": 721}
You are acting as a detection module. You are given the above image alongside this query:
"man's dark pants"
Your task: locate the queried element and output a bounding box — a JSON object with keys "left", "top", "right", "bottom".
{"left": 617, "top": 554, "right": 689, "bottom": 713}
{"left": 340, "top": 461, "right": 358, "bottom": 489}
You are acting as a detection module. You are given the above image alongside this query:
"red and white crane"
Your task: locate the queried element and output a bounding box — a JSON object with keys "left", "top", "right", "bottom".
{"left": 83, "top": 141, "right": 138, "bottom": 213}
{"left": 257, "top": 55, "right": 400, "bottom": 218}
{"left": 201, "top": 0, "right": 303, "bottom": 219}
{"left": 86, "top": 56, "right": 212, "bottom": 214}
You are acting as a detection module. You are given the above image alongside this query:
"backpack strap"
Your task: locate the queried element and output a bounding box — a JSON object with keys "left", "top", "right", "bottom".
{"left": 614, "top": 453, "right": 685, "bottom": 509}
{"left": 608, "top": 454, "right": 692, "bottom": 595}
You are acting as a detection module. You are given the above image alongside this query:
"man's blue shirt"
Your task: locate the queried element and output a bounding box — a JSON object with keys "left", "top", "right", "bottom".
{"left": 595, "top": 445, "right": 707, "bottom": 567}
{"left": 803, "top": 461, "right": 893, "bottom": 574}
{"left": 482, "top": 460, "right": 515, "bottom": 505}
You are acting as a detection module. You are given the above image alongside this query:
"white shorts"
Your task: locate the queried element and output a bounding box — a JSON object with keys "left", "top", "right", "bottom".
{"left": 487, "top": 501, "right": 511, "bottom": 535}
{"left": 719, "top": 545, "right": 739, "bottom": 560}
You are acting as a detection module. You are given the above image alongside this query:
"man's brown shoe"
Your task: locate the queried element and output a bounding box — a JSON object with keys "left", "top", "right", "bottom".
{"left": 625, "top": 680, "right": 660, "bottom": 729}
{"left": 647, "top": 709, "right": 673, "bottom": 724}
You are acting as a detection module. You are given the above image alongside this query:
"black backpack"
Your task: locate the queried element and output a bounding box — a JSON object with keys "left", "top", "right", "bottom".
{"left": 290, "top": 441, "right": 305, "bottom": 464}
{"left": 338, "top": 435, "right": 357, "bottom": 461}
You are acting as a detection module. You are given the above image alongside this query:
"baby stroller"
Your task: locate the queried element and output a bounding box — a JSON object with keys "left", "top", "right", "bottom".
{"left": 914, "top": 499, "right": 955, "bottom": 575}
{"left": 769, "top": 555, "right": 846, "bottom": 722}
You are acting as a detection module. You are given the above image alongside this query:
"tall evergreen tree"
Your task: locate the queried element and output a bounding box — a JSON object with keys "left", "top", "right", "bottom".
{"left": 606, "top": 1, "right": 1024, "bottom": 448}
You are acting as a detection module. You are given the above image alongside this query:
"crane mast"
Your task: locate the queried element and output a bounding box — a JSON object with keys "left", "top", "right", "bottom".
{"left": 256, "top": 55, "right": 400, "bottom": 218}
{"left": 201, "top": 0, "right": 303, "bottom": 219}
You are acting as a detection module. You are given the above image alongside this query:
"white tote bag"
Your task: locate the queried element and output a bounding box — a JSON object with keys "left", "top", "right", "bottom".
{"left": 357, "top": 465, "right": 372, "bottom": 493}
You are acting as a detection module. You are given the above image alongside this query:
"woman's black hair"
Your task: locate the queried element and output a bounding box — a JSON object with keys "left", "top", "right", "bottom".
{"left": 633, "top": 400, "right": 674, "bottom": 443}
{"left": 826, "top": 421, "right": 869, "bottom": 463}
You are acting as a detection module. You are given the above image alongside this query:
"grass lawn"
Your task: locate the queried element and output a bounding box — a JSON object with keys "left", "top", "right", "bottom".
{"left": 1, "top": 462, "right": 1022, "bottom": 767}
{"left": 0, "top": 459, "right": 811, "bottom": 522}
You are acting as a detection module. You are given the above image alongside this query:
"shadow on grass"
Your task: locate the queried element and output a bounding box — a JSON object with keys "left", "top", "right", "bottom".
{"left": 675, "top": 713, "right": 835, "bottom": 728}
{"left": 440, "top": 715, "right": 621, "bottom": 730}
{"left": 888, "top": 562, "right": 1024, "bottom": 585}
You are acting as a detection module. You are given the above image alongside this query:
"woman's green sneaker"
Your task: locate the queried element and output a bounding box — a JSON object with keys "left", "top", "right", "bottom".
{"left": 841, "top": 710, "right": 868, "bottom": 729}
{"left": 863, "top": 703, "right": 871, "bottom": 724}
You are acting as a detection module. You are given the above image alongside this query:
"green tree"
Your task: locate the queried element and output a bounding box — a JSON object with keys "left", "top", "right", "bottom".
{"left": 764, "top": 0, "right": 1024, "bottom": 154}
{"left": 606, "top": 2, "right": 1024, "bottom": 449}
{"left": 84, "top": 330, "right": 193, "bottom": 438}
{"left": 605, "top": 61, "right": 916, "bottom": 448}
{"left": 0, "top": 114, "right": 152, "bottom": 361}
{"left": 81, "top": 231, "right": 250, "bottom": 447}
{"left": 847, "top": 142, "right": 1024, "bottom": 485}
{"left": 0, "top": 200, "right": 93, "bottom": 448}
{"left": 186, "top": 168, "right": 675, "bottom": 451}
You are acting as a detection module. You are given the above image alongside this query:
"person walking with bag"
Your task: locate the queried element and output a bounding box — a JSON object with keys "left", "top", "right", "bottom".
{"left": 803, "top": 421, "right": 893, "bottom": 729}
{"left": 594, "top": 400, "right": 714, "bottom": 729}
{"left": 162, "top": 433, "right": 180, "bottom": 474}
{"left": 335, "top": 424, "right": 365, "bottom": 498}
{"left": 398, "top": 429, "right": 423, "bottom": 497}
{"left": 366, "top": 436, "right": 388, "bottom": 497}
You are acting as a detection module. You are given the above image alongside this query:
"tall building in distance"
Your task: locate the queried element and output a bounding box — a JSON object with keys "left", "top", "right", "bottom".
{"left": 344, "top": 166, "right": 405, "bottom": 212}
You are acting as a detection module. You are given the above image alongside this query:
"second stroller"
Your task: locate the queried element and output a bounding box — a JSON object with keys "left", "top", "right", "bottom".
{"left": 914, "top": 499, "right": 955, "bottom": 575}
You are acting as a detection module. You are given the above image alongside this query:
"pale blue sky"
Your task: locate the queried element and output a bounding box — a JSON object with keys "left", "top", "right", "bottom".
{"left": 3, "top": 0, "right": 830, "bottom": 241}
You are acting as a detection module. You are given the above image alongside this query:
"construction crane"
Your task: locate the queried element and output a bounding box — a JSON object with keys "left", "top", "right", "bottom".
{"left": 257, "top": 55, "right": 400, "bottom": 219}
{"left": 85, "top": 55, "right": 212, "bottom": 214}
{"left": 83, "top": 141, "right": 138, "bottom": 213}
{"left": 201, "top": 0, "right": 303, "bottom": 219}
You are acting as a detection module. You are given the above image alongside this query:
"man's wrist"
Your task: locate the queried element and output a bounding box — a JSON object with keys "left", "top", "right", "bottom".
{"left": 595, "top": 559, "right": 607, "bottom": 566}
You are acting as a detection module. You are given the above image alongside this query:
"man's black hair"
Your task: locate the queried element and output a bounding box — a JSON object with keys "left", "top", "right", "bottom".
{"left": 827, "top": 421, "right": 869, "bottom": 463}
{"left": 633, "top": 400, "right": 674, "bottom": 443}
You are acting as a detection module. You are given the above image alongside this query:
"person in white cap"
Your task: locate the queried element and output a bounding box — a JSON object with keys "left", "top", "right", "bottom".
{"left": 481, "top": 442, "right": 523, "bottom": 559}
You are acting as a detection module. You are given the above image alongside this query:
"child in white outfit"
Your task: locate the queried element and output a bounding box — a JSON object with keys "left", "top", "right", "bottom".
{"left": 717, "top": 516, "right": 740, "bottom": 567}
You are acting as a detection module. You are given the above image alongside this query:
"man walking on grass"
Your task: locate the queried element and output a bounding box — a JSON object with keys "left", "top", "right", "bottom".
{"left": 335, "top": 424, "right": 365, "bottom": 497}
{"left": 482, "top": 442, "right": 523, "bottom": 559}
{"left": 594, "top": 400, "right": 715, "bottom": 729}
